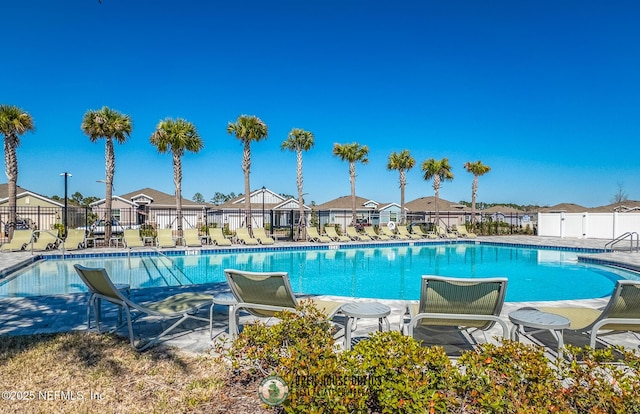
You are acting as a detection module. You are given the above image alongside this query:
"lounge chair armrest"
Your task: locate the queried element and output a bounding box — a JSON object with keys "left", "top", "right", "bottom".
{"left": 230, "top": 302, "right": 299, "bottom": 338}
{"left": 408, "top": 312, "right": 509, "bottom": 339}
{"left": 234, "top": 302, "right": 298, "bottom": 317}
{"left": 399, "top": 303, "right": 415, "bottom": 334}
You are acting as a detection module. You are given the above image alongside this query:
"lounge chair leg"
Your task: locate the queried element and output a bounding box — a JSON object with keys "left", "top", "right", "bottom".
{"left": 93, "top": 297, "right": 102, "bottom": 333}
{"left": 209, "top": 303, "right": 215, "bottom": 339}
{"left": 87, "top": 294, "right": 94, "bottom": 330}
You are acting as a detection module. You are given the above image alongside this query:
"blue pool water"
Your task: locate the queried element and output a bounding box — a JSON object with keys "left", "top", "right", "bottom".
{"left": 1, "top": 244, "right": 638, "bottom": 302}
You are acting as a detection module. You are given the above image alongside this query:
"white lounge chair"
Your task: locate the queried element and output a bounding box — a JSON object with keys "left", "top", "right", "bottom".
{"left": 74, "top": 264, "right": 212, "bottom": 351}
{"left": 307, "top": 227, "right": 331, "bottom": 243}
{"left": 224, "top": 269, "right": 344, "bottom": 337}
{"left": 403, "top": 275, "right": 509, "bottom": 342}
{"left": 538, "top": 280, "right": 640, "bottom": 348}
{"left": 325, "top": 226, "right": 350, "bottom": 242}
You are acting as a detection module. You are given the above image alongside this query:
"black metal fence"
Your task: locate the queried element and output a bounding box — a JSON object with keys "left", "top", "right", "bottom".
{"left": 0, "top": 206, "right": 536, "bottom": 243}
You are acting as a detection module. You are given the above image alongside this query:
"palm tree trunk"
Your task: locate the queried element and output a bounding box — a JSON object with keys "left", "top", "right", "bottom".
{"left": 4, "top": 137, "right": 17, "bottom": 239}
{"left": 174, "top": 152, "right": 183, "bottom": 237}
{"left": 104, "top": 138, "right": 115, "bottom": 242}
{"left": 399, "top": 169, "right": 406, "bottom": 224}
{"left": 243, "top": 141, "right": 252, "bottom": 233}
{"left": 471, "top": 175, "right": 478, "bottom": 225}
{"left": 350, "top": 162, "right": 357, "bottom": 226}
{"left": 433, "top": 175, "right": 441, "bottom": 226}
{"left": 296, "top": 150, "right": 305, "bottom": 240}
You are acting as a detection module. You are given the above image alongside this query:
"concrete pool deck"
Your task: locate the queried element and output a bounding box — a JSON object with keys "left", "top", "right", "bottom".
{"left": 1, "top": 235, "right": 639, "bottom": 356}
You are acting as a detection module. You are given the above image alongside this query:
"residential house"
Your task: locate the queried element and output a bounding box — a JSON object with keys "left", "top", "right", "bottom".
{"left": 315, "top": 195, "right": 379, "bottom": 230}
{"left": 480, "top": 205, "right": 530, "bottom": 227}
{"left": 207, "top": 188, "right": 310, "bottom": 232}
{"left": 405, "top": 196, "right": 470, "bottom": 228}
{"left": 0, "top": 184, "right": 63, "bottom": 234}
{"left": 90, "top": 187, "right": 212, "bottom": 230}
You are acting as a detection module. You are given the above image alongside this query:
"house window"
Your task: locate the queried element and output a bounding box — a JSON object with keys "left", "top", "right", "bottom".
{"left": 390, "top": 212, "right": 398, "bottom": 222}
{"left": 112, "top": 209, "right": 121, "bottom": 222}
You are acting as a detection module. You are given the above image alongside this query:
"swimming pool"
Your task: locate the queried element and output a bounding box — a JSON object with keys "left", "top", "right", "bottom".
{"left": 1, "top": 243, "right": 638, "bottom": 302}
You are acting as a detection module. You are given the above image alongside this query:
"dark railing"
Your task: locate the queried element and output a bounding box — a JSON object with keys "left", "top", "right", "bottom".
{"left": 0, "top": 206, "right": 537, "bottom": 244}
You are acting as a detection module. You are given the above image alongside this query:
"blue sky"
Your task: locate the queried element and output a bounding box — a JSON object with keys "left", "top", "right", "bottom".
{"left": 3, "top": 0, "right": 639, "bottom": 208}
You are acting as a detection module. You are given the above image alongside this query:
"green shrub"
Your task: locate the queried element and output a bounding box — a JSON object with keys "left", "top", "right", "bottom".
{"left": 221, "top": 301, "right": 336, "bottom": 378}
{"left": 344, "top": 331, "right": 451, "bottom": 413}
{"left": 139, "top": 224, "right": 156, "bottom": 238}
{"left": 223, "top": 304, "right": 640, "bottom": 413}
{"left": 451, "top": 340, "right": 566, "bottom": 413}
{"left": 220, "top": 301, "right": 361, "bottom": 412}
{"left": 53, "top": 223, "right": 65, "bottom": 238}
{"left": 558, "top": 345, "right": 640, "bottom": 413}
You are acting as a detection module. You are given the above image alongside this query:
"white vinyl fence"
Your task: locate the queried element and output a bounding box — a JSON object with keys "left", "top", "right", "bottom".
{"left": 538, "top": 212, "right": 640, "bottom": 240}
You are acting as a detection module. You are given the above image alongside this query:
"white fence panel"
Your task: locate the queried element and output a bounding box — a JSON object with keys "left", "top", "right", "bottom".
{"left": 617, "top": 214, "right": 640, "bottom": 238}
{"left": 588, "top": 213, "right": 615, "bottom": 239}
{"left": 537, "top": 213, "right": 562, "bottom": 237}
{"left": 538, "top": 212, "right": 640, "bottom": 239}
{"left": 563, "top": 214, "right": 583, "bottom": 238}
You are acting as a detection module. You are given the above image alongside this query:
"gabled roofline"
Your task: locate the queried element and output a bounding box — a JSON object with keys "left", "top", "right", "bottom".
{"left": 90, "top": 195, "right": 138, "bottom": 208}
{"left": 273, "top": 198, "right": 311, "bottom": 210}
{"left": 378, "top": 202, "right": 403, "bottom": 210}
{"left": 130, "top": 193, "right": 155, "bottom": 203}
{"left": 0, "top": 190, "right": 65, "bottom": 208}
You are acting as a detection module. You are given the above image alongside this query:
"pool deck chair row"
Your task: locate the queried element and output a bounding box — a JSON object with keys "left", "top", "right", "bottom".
{"left": 346, "top": 226, "right": 372, "bottom": 241}
{"left": 32, "top": 230, "right": 60, "bottom": 251}
{"left": 253, "top": 227, "right": 275, "bottom": 245}
{"left": 74, "top": 264, "right": 212, "bottom": 351}
{"left": 123, "top": 229, "right": 144, "bottom": 248}
{"left": 1, "top": 229, "right": 34, "bottom": 251}
{"left": 210, "top": 228, "right": 232, "bottom": 246}
{"left": 437, "top": 226, "right": 458, "bottom": 239}
{"left": 397, "top": 225, "right": 421, "bottom": 240}
{"left": 156, "top": 229, "right": 176, "bottom": 248}
{"left": 364, "top": 226, "right": 390, "bottom": 240}
{"left": 183, "top": 228, "right": 203, "bottom": 247}
{"left": 224, "top": 269, "right": 344, "bottom": 338}
{"left": 235, "top": 227, "right": 259, "bottom": 245}
{"left": 325, "top": 226, "right": 350, "bottom": 242}
{"left": 403, "top": 276, "right": 510, "bottom": 342}
{"left": 63, "top": 229, "right": 87, "bottom": 250}
{"left": 307, "top": 227, "right": 331, "bottom": 243}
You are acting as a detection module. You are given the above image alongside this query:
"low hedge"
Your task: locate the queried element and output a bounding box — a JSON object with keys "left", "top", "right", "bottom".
{"left": 219, "top": 301, "right": 640, "bottom": 413}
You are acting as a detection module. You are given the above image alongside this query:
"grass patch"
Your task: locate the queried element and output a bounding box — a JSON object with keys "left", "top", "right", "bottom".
{"left": 0, "top": 331, "right": 271, "bottom": 413}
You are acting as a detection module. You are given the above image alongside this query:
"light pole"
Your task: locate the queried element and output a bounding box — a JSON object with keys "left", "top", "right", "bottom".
{"left": 60, "top": 172, "right": 72, "bottom": 238}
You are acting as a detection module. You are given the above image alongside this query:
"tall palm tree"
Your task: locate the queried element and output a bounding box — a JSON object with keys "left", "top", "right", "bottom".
{"left": 0, "top": 105, "right": 35, "bottom": 239}
{"left": 332, "top": 142, "right": 369, "bottom": 226}
{"left": 464, "top": 160, "right": 491, "bottom": 225}
{"left": 387, "top": 150, "right": 416, "bottom": 225}
{"left": 281, "top": 128, "right": 315, "bottom": 240}
{"left": 150, "top": 118, "right": 203, "bottom": 237}
{"left": 421, "top": 158, "right": 454, "bottom": 226}
{"left": 81, "top": 106, "right": 133, "bottom": 242}
{"left": 227, "top": 115, "right": 268, "bottom": 231}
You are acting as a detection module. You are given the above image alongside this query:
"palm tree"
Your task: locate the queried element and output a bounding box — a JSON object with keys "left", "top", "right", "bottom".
{"left": 81, "top": 106, "right": 133, "bottom": 242}
{"left": 150, "top": 118, "right": 203, "bottom": 237}
{"left": 281, "top": 128, "right": 315, "bottom": 240}
{"left": 332, "top": 143, "right": 369, "bottom": 226}
{"left": 0, "top": 105, "right": 35, "bottom": 239}
{"left": 227, "top": 115, "right": 268, "bottom": 231}
{"left": 421, "top": 158, "right": 454, "bottom": 226}
{"left": 387, "top": 150, "right": 416, "bottom": 225}
{"left": 464, "top": 161, "right": 491, "bottom": 225}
